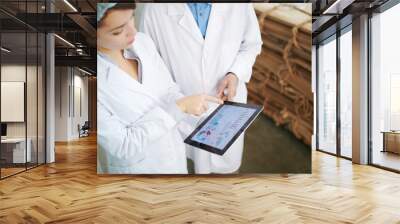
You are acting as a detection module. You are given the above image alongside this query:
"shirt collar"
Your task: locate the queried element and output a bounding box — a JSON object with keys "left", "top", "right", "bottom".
{"left": 97, "top": 45, "right": 139, "bottom": 68}
{"left": 187, "top": 3, "right": 212, "bottom": 6}
{"left": 123, "top": 46, "right": 139, "bottom": 60}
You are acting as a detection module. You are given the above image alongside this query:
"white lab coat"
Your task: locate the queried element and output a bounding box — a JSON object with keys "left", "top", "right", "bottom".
{"left": 97, "top": 32, "right": 188, "bottom": 174}
{"left": 140, "top": 3, "right": 262, "bottom": 174}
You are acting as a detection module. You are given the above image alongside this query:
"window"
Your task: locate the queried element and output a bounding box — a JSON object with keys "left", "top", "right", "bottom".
{"left": 0, "top": 0, "right": 47, "bottom": 179}
{"left": 317, "top": 36, "right": 337, "bottom": 154}
{"left": 370, "top": 3, "right": 400, "bottom": 171}
{"left": 339, "top": 28, "right": 352, "bottom": 158}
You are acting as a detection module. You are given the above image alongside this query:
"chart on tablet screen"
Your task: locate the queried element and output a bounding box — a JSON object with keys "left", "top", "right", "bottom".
{"left": 191, "top": 105, "right": 256, "bottom": 149}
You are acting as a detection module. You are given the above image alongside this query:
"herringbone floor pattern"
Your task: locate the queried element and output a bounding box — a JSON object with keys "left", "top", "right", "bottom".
{"left": 1, "top": 135, "right": 399, "bottom": 223}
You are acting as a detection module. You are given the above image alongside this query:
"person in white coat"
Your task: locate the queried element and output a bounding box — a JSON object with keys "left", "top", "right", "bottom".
{"left": 140, "top": 3, "right": 262, "bottom": 174}
{"left": 96, "top": 3, "right": 222, "bottom": 174}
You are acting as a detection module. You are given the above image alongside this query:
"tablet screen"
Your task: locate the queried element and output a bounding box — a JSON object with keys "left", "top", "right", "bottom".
{"left": 190, "top": 105, "right": 257, "bottom": 150}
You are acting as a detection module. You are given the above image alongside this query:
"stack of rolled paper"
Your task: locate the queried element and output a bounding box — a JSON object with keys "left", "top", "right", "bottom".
{"left": 248, "top": 4, "right": 313, "bottom": 145}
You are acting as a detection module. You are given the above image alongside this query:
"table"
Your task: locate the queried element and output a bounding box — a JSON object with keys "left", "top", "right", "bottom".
{"left": 381, "top": 131, "right": 400, "bottom": 154}
{"left": 1, "top": 138, "right": 32, "bottom": 164}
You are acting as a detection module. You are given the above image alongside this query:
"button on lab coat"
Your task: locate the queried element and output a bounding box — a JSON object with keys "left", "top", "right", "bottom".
{"left": 140, "top": 3, "right": 262, "bottom": 173}
{"left": 97, "top": 32, "right": 188, "bottom": 174}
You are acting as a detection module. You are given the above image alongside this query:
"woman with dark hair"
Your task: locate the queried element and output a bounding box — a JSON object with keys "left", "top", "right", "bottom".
{"left": 96, "top": 3, "right": 222, "bottom": 174}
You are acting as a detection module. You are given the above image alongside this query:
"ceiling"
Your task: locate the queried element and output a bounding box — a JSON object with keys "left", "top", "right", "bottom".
{"left": 0, "top": 0, "right": 99, "bottom": 74}
{"left": 310, "top": 0, "right": 391, "bottom": 43}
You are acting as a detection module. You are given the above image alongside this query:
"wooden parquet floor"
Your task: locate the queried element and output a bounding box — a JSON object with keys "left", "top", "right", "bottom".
{"left": 1, "top": 135, "right": 400, "bottom": 223}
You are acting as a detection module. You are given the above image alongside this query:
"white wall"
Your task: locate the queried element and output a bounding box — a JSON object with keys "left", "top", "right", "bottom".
{"left": 1, "top": 64, "right": 46, "bottom": 164}
{"left": 71, "top": 73, "right": 89, "bottom": 138}
{"left": 1, "top": 65, "right": 40, "bottom": 138}
{"left": 1, "top": 82, "right": 25, "bottom": 122}
{"left": 54, "top": 67, "right": 89, "bottom": 141}
{"left": 1, "top": 65, "right": 26, "bottom": 136}
{"left": 55, "top": 66, "right": 69, "bottom": 141}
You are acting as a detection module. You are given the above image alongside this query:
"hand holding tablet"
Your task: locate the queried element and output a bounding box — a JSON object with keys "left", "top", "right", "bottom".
{"left": 184, "top": 101, "right": 263, "bottom": 155}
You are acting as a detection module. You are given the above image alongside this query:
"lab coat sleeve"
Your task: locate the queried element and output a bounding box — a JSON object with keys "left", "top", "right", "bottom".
{"left": 97, "top": 101, "right": 177, "bottom": 162}
{"left": 140, "top": 30, "right": 187, "bottom": 123}
{"left": 152, "top": 41, "right": 186, "bottom": 122}
{"left": 157, "top": 70, "right": 199, "bottom": 137}
{"left": 159, "top": 88, "right": 186, "bottom": 123}
{"left": 160, "top": 86, "right": 200, "bottom": 138}
{"left": 228, "top": 4, "right": 263, "bottom": 83}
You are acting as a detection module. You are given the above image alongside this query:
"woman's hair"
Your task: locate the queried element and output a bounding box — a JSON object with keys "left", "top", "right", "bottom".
{"left": 97, "top": 3, "right": 136, "bottom": 27}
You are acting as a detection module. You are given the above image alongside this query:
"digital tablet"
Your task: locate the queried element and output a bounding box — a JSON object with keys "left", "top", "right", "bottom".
{"left": 184, "top": 101, "right": 263, "bottom": 156}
